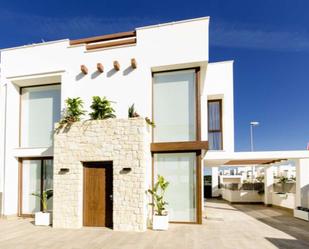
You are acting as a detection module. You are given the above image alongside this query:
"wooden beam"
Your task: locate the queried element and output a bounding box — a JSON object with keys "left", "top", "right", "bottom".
{"left": 70, "top": 30, "right": 136, "bottom": 45}
{"left": 224, "top": 159, "right": 287, "bottom": 165}
{"left": 97, "top": 63, "right": 104, "bottom": 73}
{"left": 113, "top": 61, "right": 120, "bottom": 71}
{"left": 131, "top": 58, "right": 137, "bottom": 69}
{"left": 86, "top": 38, "right": 136, "bottom": 50}
{"left": 81, "top": 65, "right": 88, "bottom": 75}
{"left": 151, "top": 141, "right": 208, "bottom": 153}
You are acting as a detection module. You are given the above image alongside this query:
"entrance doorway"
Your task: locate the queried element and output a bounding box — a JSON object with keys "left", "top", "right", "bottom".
{"left": 83, "top": 162, "right": 113, "bottom": 227}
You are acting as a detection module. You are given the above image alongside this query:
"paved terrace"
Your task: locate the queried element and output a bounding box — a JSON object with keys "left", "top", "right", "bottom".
{"left": 0, "top": 200, "right": 308, "bottom": 249}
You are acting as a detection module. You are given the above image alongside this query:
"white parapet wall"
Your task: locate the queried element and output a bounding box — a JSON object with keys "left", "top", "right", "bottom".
{"left": 221, "top": 188, "right": 264, "bottom": 203}
{"left": 53, "top": 118, "right": 151, "bottom": 231}
{"left": 272, "top": 192, "right": 295, "bottom": 210}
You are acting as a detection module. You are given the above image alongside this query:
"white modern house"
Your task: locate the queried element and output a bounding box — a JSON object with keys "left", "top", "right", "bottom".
{"left": 0, "top": 16, "right": 308, "bottom": 231}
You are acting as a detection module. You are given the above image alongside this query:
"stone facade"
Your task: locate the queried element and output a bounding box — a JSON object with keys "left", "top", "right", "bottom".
{"left": 53, "top": 118, "right": 151, "bottom": 231}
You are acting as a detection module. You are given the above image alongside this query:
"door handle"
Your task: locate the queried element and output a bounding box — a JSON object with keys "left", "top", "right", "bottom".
{"left": 109, "top": 195, "right": 113, "bottom": 200}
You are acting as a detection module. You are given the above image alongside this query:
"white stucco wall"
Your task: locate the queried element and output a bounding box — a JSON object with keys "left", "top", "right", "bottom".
{"left": 0, "top": 16, "right": 235, "bottom": 216}
{"left": 272, "top": 193, "right": 295, "bottom": 209}
{"left": 203, "top": 61, "right": 234, "bottom": 153}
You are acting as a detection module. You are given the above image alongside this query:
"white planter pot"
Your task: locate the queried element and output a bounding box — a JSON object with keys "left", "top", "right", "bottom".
{"left": 294, "top": 209, "right": 309, "bottom": 221}
{"left": 34, "top": 212, "right": 52, "bottom": 226}
{"left": 152, "top": 215, "right": 169, "bottom": 230}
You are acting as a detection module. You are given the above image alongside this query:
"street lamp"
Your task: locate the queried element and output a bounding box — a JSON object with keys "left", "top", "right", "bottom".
{"left": 250, "top": 121, "right": 259, "bottom": 181}
{"left": 250, "top": 121, "right": 259, "bottom": 151}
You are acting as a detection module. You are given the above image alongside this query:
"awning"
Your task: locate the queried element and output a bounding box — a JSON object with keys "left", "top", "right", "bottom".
{"left": 204, "top": 150, "right": 309, "bottom": 167}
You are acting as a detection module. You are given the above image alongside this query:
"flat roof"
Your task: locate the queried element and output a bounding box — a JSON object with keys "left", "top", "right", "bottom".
{"left": 1, "top": 16, "right": 210, "bottom": 52}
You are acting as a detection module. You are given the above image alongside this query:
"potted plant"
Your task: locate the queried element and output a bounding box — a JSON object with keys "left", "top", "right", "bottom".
{"left": 148, "top": 175, "right": 169, "bottom": 230}
{"left": 128, "top": 104, "right": 140, "bottom": 118}
{"left": 32, "top": 189, "right": 53, "bottom": 226}
{"left": 58, "top": 97, "right": 86, "bottom": 127}
{"left": 89, "top": 96, "right": 116, "bottom": 120}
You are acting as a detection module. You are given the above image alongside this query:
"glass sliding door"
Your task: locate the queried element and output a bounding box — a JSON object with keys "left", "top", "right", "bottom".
{"left": 21, "top": 85, "right": 61, "bottom": 148}
{"left": 21, "top": 158, "right": 53, "bottom": 215}
{"left": 153, "top": 70, "right": 196, "bottom": 142}
{"left": 154, "top": 153, "right": 197, "bottom": 222}
{"left": 43, "top": 159, "right": 53, "bottom": 211}
{"left": 22, "top": 160, "right": 41, "bottom": 214}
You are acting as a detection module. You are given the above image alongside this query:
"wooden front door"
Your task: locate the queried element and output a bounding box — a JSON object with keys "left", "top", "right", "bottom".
{"left": 83, "top": 162, "right": 113, "bottom": 227}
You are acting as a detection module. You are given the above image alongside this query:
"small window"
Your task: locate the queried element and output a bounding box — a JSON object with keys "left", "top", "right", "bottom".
{"left": 208, "top": 100, "right": 223, "bottom": 150}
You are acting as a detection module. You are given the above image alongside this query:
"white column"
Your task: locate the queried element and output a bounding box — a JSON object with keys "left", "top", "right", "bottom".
{"left": 212, "top": 167, "right": 219, "bottom": 197}
{"left": 295, "top": 158, "right": 309, "bottom": 209}
{"left": 264, "top": 165, "right": 274, "bottom": 206}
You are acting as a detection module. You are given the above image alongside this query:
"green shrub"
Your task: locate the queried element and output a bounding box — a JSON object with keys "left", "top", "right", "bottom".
{"left": 60, "top": 97, "right": 86, "bottom": 125}
{"left": 89, "top": 96, "right": 116, "bottom": 120}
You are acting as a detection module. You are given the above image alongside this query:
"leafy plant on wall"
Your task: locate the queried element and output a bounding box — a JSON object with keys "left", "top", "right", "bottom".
{"left": 128, "top": 103, "right": 140, "bottom": 118}
{"left": 89, "top": 96, "right": 116, "bottom": 120}
{"left": 60, "top": 97, "right": 86, "bottom": 125}
{"left": 145, "top": 117, "right": 155, "bottom": 127}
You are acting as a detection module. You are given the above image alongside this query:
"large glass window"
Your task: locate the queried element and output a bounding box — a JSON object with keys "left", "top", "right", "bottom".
{"left": 153, "top": 70, "right": 196, "bottom": 142}
{"left": 21, "top": 85, "right": 61, "bottom": 148}
{"left": 21, "top": 159, "right": 53, "bottom": 215}
{"left": 208, "top": 100, "right": 223, "bottom": 150}
{"left": 154, "top": 153, "right": 196, "bottom": 222}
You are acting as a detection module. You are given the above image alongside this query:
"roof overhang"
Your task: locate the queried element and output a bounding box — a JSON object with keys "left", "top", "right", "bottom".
{"left": 204, "top": 150, "right": 309, "bottom": 167}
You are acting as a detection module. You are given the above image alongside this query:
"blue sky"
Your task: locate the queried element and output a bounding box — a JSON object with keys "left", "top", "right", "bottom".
{"left": 1, "top": 0, "right": 308, "bottom": 151}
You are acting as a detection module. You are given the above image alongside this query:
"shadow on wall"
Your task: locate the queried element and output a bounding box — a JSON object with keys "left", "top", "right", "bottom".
{"left": 265, "top": 237, "right": 309, "bottom": 249}
{"left": 75, "top": 72, "right": 86, "bottom": 81}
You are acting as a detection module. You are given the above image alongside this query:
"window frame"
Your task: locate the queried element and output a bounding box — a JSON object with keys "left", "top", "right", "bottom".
{"left": 151, "top": 68, "right": 202, "bottom": 224}
{"left": 207, "top": 99, "right": 223, "bottom": 150}
{"left": 152, "top": 69, "right": 199, "bottom": 143}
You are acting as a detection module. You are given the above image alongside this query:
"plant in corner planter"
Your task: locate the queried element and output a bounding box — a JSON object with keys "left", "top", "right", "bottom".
{"left": 128, "top": 104, "right": 140, "bottom": 118}
{"left": 89, "top": 96, "right": 116, "bottom": 120}
{"left": 148, "top": 175, "right": 169, "bottom": 230}
{"left": 32, "top": 189, "right": 53, "bottom": 226}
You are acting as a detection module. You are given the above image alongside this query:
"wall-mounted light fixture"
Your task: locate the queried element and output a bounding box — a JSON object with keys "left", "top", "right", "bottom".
{"left": 59, "top": 168, "right": 70, "bottom": 174}
{"left": 120, "top": 167, "right": 132, "bottom": 174}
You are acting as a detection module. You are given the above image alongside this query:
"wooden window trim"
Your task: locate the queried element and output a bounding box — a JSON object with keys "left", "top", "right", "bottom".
{"left": 151, "top": 152, "right": 202, "bottom": 224}
{"left": 208, "top": 99, "right": 223, "bottom": 150}
{"left": 18, "top": 157, "right": 53, "bottom": 217}
{"left": 151, "top": 141, "right": 208, "bottom": 153}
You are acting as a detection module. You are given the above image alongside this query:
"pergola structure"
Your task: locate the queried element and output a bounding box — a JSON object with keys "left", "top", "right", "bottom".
{"left": 204, "top": 150, "right": 309, "bottom": 210}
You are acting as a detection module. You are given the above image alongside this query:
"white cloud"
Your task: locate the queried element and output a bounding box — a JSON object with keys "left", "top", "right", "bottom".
{"left": 211, "top": 20, "right": 309, "bottom": 52}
